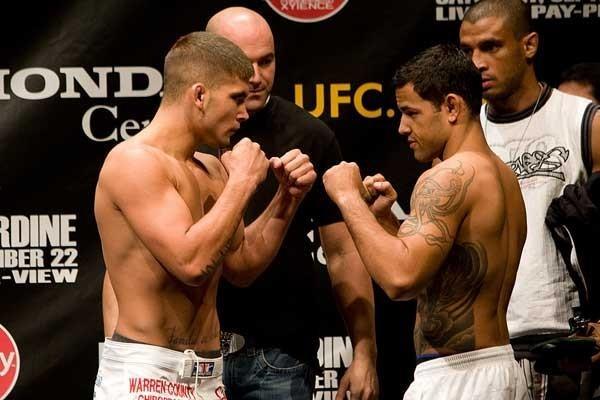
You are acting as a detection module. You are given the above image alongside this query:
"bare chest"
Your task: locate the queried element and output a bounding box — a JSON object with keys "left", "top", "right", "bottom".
{"left": 173, "top": 161, "right": 225, "bottom": 222}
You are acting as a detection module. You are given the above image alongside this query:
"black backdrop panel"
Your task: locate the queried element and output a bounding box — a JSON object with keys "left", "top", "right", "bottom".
{"left": 0, "top": 1, "right": 597, "bottom": 398}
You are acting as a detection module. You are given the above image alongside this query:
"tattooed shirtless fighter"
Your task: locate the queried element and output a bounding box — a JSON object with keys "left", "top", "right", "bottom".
{"left": 93, "top": 32, "right": 316, "bottom": 400}
{"left": 323, "top": 44, "right": 528, "bottom": 400}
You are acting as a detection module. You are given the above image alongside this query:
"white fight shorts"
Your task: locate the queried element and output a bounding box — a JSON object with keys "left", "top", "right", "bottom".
{"left": 94, "top": 338, "right": 226, "bottom": 400}
{"left": 404, "top": 345, "right": 528, "bottom": 400}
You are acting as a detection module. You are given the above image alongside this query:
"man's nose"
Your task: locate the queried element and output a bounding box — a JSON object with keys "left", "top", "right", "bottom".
{"left": 398, "top": 116, "right": 410, "bottom": 135}
{"left": 238, "top": 105, "right": 249, "bottom": 122}
{"left": 472, "top": 49, "right": 487, "bottom": 71}
{"left": 249, "top": 63, "right": 261, "bottom": 86}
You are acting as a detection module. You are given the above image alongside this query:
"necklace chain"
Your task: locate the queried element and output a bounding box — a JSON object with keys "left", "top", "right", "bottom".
{"left": 485, "top": 82, "right": 544, "bottom": 160}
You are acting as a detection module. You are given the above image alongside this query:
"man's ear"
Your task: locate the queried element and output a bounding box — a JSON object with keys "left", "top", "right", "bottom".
{"left": 522, "top": 31, "right": 539, "bottom": 62}
{"left": 444, "top": 94, "right": 461, "bottom": 124}
{"left": 193, "top": 83, "right": 207, "bottom": 109}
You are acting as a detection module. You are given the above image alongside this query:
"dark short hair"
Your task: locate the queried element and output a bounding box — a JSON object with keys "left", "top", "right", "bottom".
{"left": 463, "top": 0, "right": 532, "bottom": 39}
{"left": 162, "top": 31, "right": 253, "bottom": 104}
{"left": 393, "top": 44, "right": 482, "bottom": 116}
{"left": 560, "top": 63, "right": 600, "bottom": 102}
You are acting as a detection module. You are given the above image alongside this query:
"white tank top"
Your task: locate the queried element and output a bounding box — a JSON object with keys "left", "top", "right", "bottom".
{"left": 480, "top": 85, "right": 597, "bottom": 338}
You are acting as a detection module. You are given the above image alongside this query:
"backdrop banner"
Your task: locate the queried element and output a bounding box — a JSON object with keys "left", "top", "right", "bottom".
{"left": 0, "top": 1, "right": 598, "bottom": 398}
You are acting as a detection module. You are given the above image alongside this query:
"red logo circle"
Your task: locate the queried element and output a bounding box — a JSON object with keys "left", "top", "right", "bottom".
{"left": 0, "top": 325, "right": 19, "bottom": 400}
{"left": 265, "top": 0, "right": 349, "bottom": 23}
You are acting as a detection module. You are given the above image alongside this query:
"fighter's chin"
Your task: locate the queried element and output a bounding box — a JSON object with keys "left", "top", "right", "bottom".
{"left": 214, "top": 134, "right": 232, "bottom": 149}
{"left": 412, "top": 150, "right": 433, "bottom": 164}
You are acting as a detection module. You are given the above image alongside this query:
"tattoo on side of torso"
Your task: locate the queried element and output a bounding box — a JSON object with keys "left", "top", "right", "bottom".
{"left": 414, "top": 241, "right": 488, "bottom": 355}
{"left": 397, "top": 162, "right": 488, "bottom": 355}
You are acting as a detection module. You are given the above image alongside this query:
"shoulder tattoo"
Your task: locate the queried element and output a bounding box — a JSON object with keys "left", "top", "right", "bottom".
{"left": 399, "top": 161, "right": 474, "bottom": 250}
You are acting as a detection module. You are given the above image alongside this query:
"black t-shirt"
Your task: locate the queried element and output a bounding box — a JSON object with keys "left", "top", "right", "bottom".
{"left": 217, "top": 96, "right": 343, "bottom": 359}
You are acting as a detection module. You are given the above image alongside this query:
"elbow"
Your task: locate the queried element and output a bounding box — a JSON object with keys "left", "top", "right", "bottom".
{"left": 221, "top": 248, "right": 264, "bottom": 287}
{"left": 178, "top": 259, "right": 217, "bottom": 287}
{"left": 179, "top": 271, "right": 207, "bottom": 287}
{"left": 381, "top": 275, "right": 420, "bottom": 301}
{"left": 176, "top": 244, "right": 231, "bottom": 286}
{"left": 221, "top": 267, "right": 257, "bottom": 288}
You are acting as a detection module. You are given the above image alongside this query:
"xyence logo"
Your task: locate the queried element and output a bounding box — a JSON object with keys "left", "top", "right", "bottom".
{"left": 265, "top": 0, "right": 349, "bottom": 23}
{"left": 0, "top": 325, "right": 19, "bottom": 400}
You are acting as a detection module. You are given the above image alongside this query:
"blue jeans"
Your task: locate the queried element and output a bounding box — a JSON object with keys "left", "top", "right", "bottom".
{"left": 223, "top": 345, "right": 314, "bottom": 400}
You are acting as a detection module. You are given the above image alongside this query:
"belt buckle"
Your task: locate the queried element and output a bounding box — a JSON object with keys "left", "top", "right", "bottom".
{"left": 220, "top": 332, "right": 246, "bottom": 356}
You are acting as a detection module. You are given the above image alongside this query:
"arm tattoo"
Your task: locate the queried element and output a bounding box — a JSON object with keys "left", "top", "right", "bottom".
{"left": 206, "top": 239, "right": 232, "bottom": 273}
{"left": 399, "top": 162, "right": 474, "bottom": 251}
{"left": 201, "top": 193, "right": 236, "bottom": 274}
{"left": 414, "top": 241, "right": 488, "bottom": 355}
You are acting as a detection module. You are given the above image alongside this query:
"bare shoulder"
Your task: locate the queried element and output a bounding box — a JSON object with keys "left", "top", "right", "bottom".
{"left": 410, "top": 156, "right": 477, "bottom": 221}
{"left": 417, "top": 153, "right": 496, "bottom": 210}
{"left": 417, "top": 155, "right": 478, "bottom": 200}
{"left": 468, "top": 149, "right": 521, "bottom": 199}
{"left": 98, "top": 142, "right": 171, "bottom": 196}
{"left": 400, "top": 156, "right": 478, "bottom": 252}
{"left": 449, "top": 151, "right": 502, "bottom": 186}
{"left": 422, "top": 155, "right": 477, "bottom": 179}
{"left": 444, "top": 152, "right": 524, "bottom": 236}
{"left": 103, "top": 140, "right": 164, "bottom": 169}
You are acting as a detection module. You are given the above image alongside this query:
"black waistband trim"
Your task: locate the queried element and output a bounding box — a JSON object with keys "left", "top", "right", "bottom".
{"left": 110, "top": 332, "right": 221, "bottom": 358}
{"left": 111, "top": 332, "right": 151, "bottom": 345}
{"left": 416, "top": 353, "right": 443, "bottom": 365}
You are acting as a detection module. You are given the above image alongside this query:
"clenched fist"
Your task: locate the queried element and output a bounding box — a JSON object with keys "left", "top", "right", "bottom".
{"left": 362, "top": 174, "right": 397, "bottom": 218}
{"left": 270, "top": 149, "right": 317, "bottom": 198}
{"left": 322, "top": 162, "right": 365, "bottom": 205}
{"left": 220, "top": 138, "right": 269, "bottom": 189}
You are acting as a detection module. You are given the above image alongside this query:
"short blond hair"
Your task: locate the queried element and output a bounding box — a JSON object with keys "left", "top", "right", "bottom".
{"left": 162, "top": 31, "right": 253, "bottom": 104}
